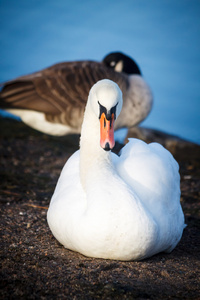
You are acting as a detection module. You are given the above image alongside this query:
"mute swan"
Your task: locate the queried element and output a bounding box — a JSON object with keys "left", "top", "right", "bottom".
{"left": 47, "top": 79, "right": 185, "bottom": 261}
{"left": 0, "top": 52, "right": 152, "bottom": 136}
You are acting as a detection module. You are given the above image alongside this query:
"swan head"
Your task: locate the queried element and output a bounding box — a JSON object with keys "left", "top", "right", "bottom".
{"left": 88, "top": 79, "right": 123, "bottom": 151}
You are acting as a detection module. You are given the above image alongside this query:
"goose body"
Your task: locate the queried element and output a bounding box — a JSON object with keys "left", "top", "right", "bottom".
{"left": 0, "top": 52, "right": 152, "bottom": 136}
{"left": 47, "top": 79, "right": 185, "bottom": 261}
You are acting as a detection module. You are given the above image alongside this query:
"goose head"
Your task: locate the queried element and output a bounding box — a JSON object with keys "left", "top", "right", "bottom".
{"left": 103, "top": 52, "right": 141, "bottom": 75}
{"left": 86, "top": 79, "right": 123, "bottom": 151}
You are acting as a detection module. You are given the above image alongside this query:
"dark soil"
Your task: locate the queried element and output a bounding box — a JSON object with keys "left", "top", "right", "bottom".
{"left": 0, "top": 118, "right": 200, "bottom": 300}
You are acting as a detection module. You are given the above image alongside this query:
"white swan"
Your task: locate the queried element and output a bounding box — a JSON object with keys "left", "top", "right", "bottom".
{"left": 47, "top": 79, "right": 185, "bottom": 261}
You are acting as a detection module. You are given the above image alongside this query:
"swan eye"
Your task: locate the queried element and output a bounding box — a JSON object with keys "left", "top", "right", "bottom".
{"left": 98, "top": 101, "right": 118, "bottom": 120}
{"left": 98, "top": 101, "right": 107, "bottom": 119}
{"left": 110, "top": 103, "right": 118, "bottom": 120}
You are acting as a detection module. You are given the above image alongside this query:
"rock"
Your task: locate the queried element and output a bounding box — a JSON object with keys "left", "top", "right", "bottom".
{"left": 127, "top": 126, "right": 200, "bottom": 161}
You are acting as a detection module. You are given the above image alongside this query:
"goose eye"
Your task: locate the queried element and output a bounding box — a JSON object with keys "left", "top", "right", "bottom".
{"left": 110, "top": 61, "right": 116, "bottom": 67}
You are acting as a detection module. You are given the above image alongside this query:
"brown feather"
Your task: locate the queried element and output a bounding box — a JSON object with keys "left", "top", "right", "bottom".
{"left": 0, "top": 60, "right": 129, "bottom": 128}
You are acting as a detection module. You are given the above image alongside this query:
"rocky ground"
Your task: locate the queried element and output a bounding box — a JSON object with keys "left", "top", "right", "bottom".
{"left": 0, "top": 118, "right": 200, "bottom": 299}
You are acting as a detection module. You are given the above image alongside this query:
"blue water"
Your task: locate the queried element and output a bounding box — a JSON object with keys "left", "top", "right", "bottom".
{"left": 0, "top": 0, "right": 200, "bottom": 144}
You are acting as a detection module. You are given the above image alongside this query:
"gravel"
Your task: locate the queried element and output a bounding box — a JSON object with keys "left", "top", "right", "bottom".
{"left": 0, "top": 118, "right": 199, "bottom": 299}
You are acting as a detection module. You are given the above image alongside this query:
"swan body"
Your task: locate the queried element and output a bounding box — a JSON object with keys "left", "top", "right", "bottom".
{"left": 0, "top": 52, "right": 152, "bottom": 136}
{"left": 47, "top": 79, "right": 185, "bottom": 261}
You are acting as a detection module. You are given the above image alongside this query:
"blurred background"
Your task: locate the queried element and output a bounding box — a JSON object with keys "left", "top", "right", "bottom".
{"left": 0, "top": 0, "right": 199, "bottom": 144}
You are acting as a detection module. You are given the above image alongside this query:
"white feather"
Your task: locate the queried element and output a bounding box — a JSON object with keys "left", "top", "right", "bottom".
{"left": 47, "top": 79, "right": 185, "bottom": 260}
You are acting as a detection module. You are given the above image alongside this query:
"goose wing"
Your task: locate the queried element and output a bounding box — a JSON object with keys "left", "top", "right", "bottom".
{"left": 0, "top": 61, "right": 128, "bottom": 128}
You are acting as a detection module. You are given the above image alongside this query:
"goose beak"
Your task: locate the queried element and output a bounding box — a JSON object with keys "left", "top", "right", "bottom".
{"left": 100, "top": 112, "right": 115, "bottom": 151}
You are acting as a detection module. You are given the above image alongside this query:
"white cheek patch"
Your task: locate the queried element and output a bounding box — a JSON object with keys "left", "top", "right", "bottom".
{"left": 114, "top": 60, "right": 123, "bottom": 72}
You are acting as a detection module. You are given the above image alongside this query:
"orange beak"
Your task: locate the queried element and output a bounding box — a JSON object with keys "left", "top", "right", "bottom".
{"left": 100, "top": 112, "right": 115, "bottom": 151}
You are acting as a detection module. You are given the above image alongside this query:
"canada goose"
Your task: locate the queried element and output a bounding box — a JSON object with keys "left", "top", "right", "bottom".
{"left": 0, "top": 52, "right": 152, "bottom": 136}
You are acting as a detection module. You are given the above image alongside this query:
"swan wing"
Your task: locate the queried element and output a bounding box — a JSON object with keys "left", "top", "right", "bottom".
{"left": 115, "top": 138, "right": 180, "bottom": 213}
{"left": 114, "top": 138, "right": 185, "bottom": 253}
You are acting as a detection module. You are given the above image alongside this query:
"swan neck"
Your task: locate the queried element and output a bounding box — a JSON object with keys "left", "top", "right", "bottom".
{"left": 79, "top": 105, "right": 113, "bottom": 190}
